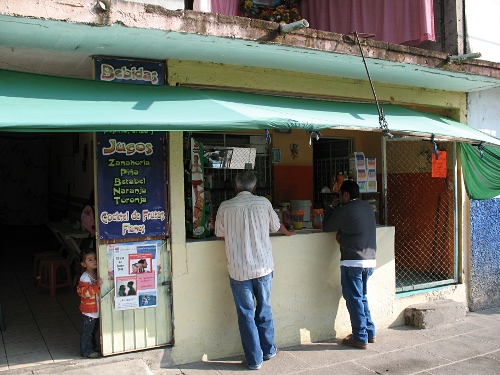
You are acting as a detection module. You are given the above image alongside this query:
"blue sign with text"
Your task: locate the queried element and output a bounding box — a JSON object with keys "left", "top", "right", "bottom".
{"left": 97, "top": 132, "right": 166, "bottom": 240}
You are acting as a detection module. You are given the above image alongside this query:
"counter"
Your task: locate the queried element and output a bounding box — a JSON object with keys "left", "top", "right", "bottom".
{"left": 186, "top": 225, "right": 387, "bottom": 241}
{"left": 171, "top": 226, "right": 397, "bottom": 364}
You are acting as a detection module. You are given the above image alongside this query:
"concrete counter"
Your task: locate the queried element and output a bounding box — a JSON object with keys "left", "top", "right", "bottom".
{"left": 170, "top": 226, "right": 397, "bottom": 364}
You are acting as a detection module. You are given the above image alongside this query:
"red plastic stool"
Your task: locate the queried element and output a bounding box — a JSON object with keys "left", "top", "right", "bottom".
{"left": 37, "top": 257, "right": 73, "bottom": 297}
{"left": 33, "top": 251, "right": 58, "bottom": 280}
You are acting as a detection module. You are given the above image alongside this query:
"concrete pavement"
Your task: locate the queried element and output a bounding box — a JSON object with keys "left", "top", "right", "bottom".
{"left": 3, "top": 307, "right": 500, "bottom": 375}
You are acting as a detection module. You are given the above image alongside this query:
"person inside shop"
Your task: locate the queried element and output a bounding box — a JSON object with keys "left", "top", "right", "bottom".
{"left": 77, "top": 248, "right": 103, "bottom": 359}
{"left": 215, "top": 170, "right": 295, "bottom": 370}
{"left": 81, "top": 189, "right": 96, "bottom": 249}
{"left": 322, "top": 180, "right": 377, "bottom": 349}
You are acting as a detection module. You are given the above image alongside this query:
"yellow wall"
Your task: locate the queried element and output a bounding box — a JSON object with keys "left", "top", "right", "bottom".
{"left": 167, "top": 59, "right": 466, "bottom": 112}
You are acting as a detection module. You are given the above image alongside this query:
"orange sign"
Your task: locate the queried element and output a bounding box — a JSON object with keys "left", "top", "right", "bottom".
{"left": 432, "top": 151, "right": 447, "bottom": 178}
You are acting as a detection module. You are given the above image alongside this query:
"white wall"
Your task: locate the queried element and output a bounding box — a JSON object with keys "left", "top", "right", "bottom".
{"left": 122, "top": 0, "right": 184, "bottom": 10}
{"left": 468, "top": 88, "right": 500, "bottom": 138}
{"left": 465, "top": 0, "right": 500, "bottom": 137}
{"left": 465, "top": 0, "right": 500, "bottom": 63}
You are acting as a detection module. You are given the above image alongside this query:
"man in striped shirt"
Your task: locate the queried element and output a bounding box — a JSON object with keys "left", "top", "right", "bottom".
{"left": 215, "top": 171, "right": 295, "bottom": 370}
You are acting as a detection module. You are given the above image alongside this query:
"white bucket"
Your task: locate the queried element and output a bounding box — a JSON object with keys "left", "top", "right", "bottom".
{"left": 290, "top": 200, "right": 312, "bottom": 221}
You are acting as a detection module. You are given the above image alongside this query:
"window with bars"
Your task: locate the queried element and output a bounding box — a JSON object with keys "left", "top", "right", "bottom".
{"left": 313, "top": 138, "right": 352, "bottom": 209}
{"left": 185, "top": 132, "right": 271, "bottom": 210}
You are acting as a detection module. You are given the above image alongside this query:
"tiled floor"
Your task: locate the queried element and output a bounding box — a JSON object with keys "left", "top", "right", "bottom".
{"left": 0, "top": 225, "right": 83, "bottom": 372}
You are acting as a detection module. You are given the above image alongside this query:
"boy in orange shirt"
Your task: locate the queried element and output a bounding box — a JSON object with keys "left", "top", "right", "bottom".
{"left": 77, "top": 248, "right": 103, "bottom": 358}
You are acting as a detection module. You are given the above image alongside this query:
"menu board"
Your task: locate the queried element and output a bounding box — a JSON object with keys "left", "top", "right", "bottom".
{"left": 97, "top": 132, "right": 166, "bottom": 240}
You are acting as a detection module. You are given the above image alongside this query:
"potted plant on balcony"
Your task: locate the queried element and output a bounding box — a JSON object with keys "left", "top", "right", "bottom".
{"left": 241, "top": 0, "right": 301, "bottom": 23}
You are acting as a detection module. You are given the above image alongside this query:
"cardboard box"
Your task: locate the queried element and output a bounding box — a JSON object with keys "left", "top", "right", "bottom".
{"left": 358, "top": 180, "right": 367, "bottom": 193}
{"left": 367, "top": 168, "right": 377, "bottom": 181}
{"left": 367, "top": 181, "right": 377, "bottom": 192}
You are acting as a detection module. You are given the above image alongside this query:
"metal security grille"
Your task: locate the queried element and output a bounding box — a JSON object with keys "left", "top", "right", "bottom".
{"left": 313, "top": 138, "right": 352, "bottom": 208}
{"left": 189, "top": 133, "right": 271, "bottom": 209}
{"left": 384, "top": 138, "right": 457, "bottom": 292}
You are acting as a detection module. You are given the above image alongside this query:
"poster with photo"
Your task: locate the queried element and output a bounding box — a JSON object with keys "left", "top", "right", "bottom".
{"left": 110, "top": 240, "right": 160, "bottom": 310}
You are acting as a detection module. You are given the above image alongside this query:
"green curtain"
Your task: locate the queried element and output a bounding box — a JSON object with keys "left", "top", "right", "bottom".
{"left": 460, "top": 143, "right": 500, "bottom": 200}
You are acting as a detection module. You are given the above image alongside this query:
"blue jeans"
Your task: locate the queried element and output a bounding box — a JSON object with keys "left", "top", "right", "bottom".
{"left": 229, "top": 272, "right": 277, "bottom": 368}
{"left": 340, "top": 266, "right": 376, "bottom": 344}
{"left": 81, "top": 314, "right": 99, "bottom": 356}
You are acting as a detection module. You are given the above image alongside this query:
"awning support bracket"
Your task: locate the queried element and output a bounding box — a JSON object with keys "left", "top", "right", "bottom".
{"left": 350, "top": 31, "right": 393, "bottom": 138}
{"left": 306, "top": 130, "right": 322, "bottom": 146}
{"left": 477, "top": 141, "right": 485, "bottom": 159}
{"left": 428, "top": 133, "right": 439, "bottom": 160}
{"left": 264, "top": 129, "right": 271, "bottom": 144}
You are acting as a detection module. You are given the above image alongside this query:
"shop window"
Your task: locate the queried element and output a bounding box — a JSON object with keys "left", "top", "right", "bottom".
{"left": 313, "top": 138, "right": 352, "bottom": 209}
{"left": 184, "top": 132, "right": 271, "bottom": 238}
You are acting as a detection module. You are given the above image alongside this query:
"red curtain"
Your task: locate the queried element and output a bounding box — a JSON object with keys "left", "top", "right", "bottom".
{"left": 300, "top": 0, "right": 435, "bottom": 46}
{"left": 211, "top": 0, "right": 242, "bottom": 16}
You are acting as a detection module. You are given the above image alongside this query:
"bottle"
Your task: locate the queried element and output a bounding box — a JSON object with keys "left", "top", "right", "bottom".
{"left": 312, "top": 209, "right": 324, "bottom": 229}
{"left": 281, "top": 205, "right": 291, "bottom": 229}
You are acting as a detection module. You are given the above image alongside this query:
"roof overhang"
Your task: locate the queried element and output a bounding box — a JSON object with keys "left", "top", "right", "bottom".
{"left": 1, "top": 1, "right": 500, "bottom": 92}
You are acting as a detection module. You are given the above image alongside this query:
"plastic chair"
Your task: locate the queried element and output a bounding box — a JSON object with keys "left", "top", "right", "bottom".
{"left": 33, "top": 251, "right": 58, "bottom": 280}
{"left": 37, "top": 257, "right": 73, "bottom": 297}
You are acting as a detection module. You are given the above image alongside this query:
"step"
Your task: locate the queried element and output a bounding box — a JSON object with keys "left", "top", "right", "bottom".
{"left": 404, "top": 299, "right": 467, "bottom": 329}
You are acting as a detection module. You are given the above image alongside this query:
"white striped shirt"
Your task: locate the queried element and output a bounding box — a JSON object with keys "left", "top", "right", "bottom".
{"left": 215, "top": 191, "right": 281, "bottom": 281}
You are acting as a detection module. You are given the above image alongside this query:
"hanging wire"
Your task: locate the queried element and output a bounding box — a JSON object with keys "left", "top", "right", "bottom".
{"left": 306, "top": 130, "right": 322, "bottom": 146}
{"left": 351, "top": 31, "right": 393, "bottom": 138}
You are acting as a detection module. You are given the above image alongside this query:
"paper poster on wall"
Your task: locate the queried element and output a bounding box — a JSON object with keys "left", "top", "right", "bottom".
{"left": 432, "top": 151, "right": 447, "bottom": 178}
{"left": 191, "top": 138, "right": 206, "bottom": 238}
{"left": 109, "top": 240, "right": 160, "bottom": 310}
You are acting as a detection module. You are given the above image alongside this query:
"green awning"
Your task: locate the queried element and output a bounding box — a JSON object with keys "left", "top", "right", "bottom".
{"left": 460, "top": 143, "right": 500, "bottom": 199}
{"left": 1, "top": 68, "right": 500, "bottom": 146}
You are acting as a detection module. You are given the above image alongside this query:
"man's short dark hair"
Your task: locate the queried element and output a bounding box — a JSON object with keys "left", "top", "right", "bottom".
{"left": 340, "top": 180, "right": 360, "bottom": 199}
{"left": 235, "top": 171, "right": 257, "bottom": 192}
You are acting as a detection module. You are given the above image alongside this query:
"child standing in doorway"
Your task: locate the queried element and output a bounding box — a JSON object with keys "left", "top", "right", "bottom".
{"left": 77, "top": 248, "right": 103, "bottom": 358}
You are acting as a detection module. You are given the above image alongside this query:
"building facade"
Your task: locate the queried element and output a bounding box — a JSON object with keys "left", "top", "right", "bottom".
{"left": 1, "top": 0, "right": 499, "bottom": 365}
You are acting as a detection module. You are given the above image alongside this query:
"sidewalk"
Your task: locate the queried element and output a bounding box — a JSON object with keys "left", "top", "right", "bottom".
{"left": 3, "top": 307, "right": 500, "bottom": 375}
